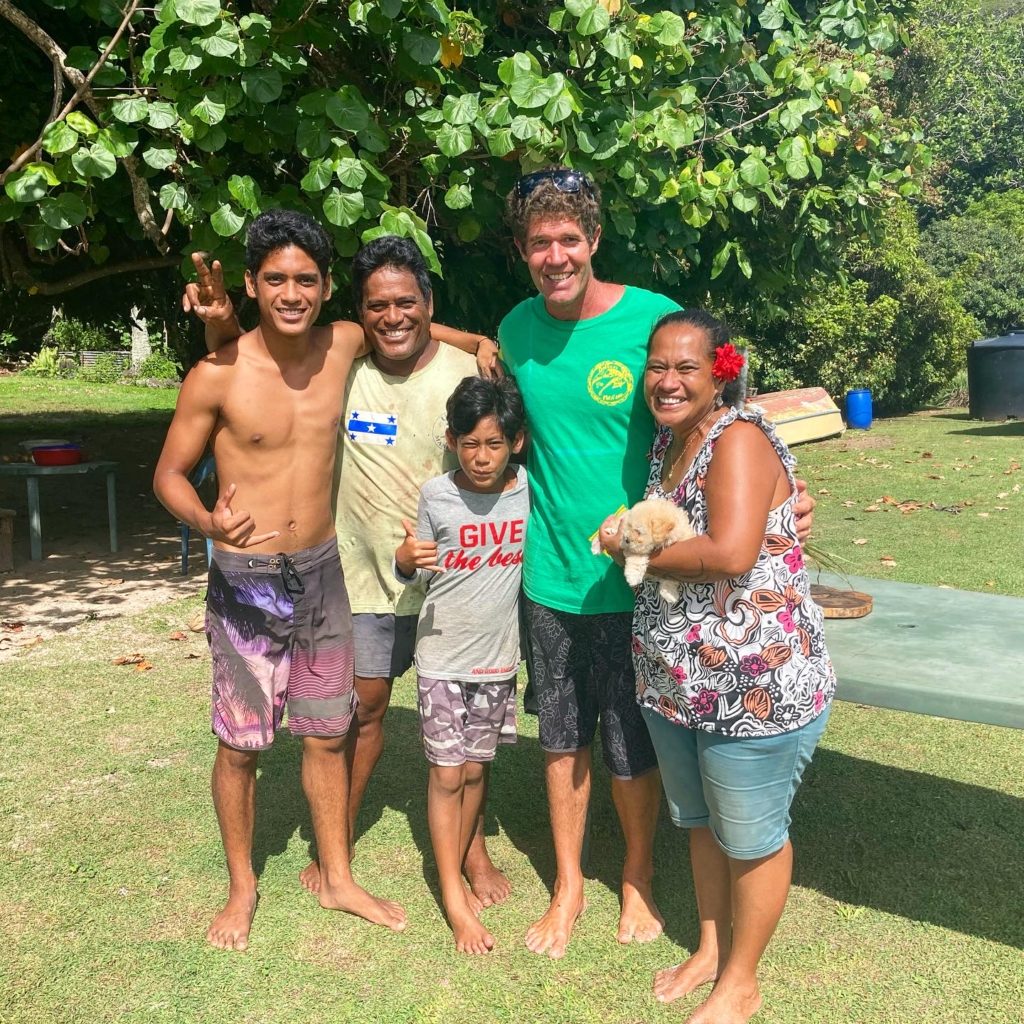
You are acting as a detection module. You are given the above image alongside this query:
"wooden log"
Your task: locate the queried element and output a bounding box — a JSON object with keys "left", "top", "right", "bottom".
{"left": 810, "top": 583, "right": 873, "bottom": 619}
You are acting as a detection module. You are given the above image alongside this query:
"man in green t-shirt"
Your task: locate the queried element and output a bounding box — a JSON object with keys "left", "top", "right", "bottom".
{"left": 498, "top": 168, "right": 814, "bottom": 961}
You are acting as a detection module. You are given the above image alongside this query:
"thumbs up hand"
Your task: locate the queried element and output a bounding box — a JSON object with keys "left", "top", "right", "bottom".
{"left": 395, "top": 518, "right": 444, "bottom": 576}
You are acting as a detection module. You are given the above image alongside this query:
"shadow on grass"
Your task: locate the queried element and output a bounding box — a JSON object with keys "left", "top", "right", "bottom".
{"left": 246, "top": 705, "right": 1024, "bottom": 951}
{"left": 928, "top": 413, "right": 1024, "bottom": 438}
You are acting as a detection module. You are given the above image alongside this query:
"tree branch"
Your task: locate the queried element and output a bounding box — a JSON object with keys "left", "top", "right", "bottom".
{"left": 0, "top": 0, "right": 167, "bottom": 254}
{"left": 1, "top": 0, "right": 140, "bottom": 180}
{"left": 2, "top": 225, "right": 177, "bottom": 295}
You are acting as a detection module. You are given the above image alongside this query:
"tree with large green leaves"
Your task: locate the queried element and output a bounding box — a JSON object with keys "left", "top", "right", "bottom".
{"left": 2, "top": 0, "right": 926, "bottom": 344}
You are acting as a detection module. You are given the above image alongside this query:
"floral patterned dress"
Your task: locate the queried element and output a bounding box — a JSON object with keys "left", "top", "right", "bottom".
{"left": 632, "top": 408, "right": 835, "bottom": 738}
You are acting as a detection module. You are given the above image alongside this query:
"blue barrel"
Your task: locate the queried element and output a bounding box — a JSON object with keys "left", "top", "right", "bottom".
{"left": 845, "top": 388, "right": 873, "bottom": 429}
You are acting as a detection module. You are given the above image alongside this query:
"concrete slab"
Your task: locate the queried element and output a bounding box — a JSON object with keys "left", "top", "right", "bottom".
{"left": 818, "top": 572, "right": 1023, "bottom": 729}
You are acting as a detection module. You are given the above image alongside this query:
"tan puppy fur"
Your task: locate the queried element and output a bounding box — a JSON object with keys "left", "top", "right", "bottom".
{"left": 618, "top": 498, "right": 694, "bottom": 603}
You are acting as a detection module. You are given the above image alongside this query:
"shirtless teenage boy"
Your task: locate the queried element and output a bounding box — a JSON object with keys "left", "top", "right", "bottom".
{"left": 184, "top": 234, "right": 508, "bottom": 908}
{"left": 154, "top": 210, "right": 408, "bottom": 950}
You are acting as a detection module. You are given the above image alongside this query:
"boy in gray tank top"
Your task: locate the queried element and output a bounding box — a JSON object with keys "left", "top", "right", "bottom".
{"left": 394, "top": 376, "right": 528, "bottom": 955}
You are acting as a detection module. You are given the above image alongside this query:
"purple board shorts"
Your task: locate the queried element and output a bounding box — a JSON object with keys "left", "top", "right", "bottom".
{"left": 205, "top": 537, "right": 355, "bottom": 750}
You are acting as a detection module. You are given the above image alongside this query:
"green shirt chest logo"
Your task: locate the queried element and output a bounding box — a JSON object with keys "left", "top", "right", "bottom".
{"left": 587, "top": 360, "right": 634, "bottom": 406}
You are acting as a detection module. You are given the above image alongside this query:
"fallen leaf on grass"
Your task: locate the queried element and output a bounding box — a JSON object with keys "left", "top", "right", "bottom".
{"left": 881, "top": 495, "right": 899, "bottom": 505}
{"left": 184, "top": 652, "right": 201, "bottom": 660}
{"left": 994, "top": 506, "right": 1009, "bottom": 511}
{"left": 1013, "top": 484, "right": 1021, "bottom": 493}
{"left": 134, "top": 661, "right": 154, "bottom": 672}
{"left": 113, "top": 653, "right": 146, "bottom": 666}
{"left": 842, "top": 500, "right": 857, "bottom": 508}
{"left": 852, "top": 538, "right": 868, "bottom": 546}
{"left": 977, "top": 512, "right": 990, "bottom": 518}
{"left": 880, "top": 555, "right": 897, "bottom": 567}
{"left": 997, "top": 492, "right": 1009, "bottom": 499}
{"left": 1, "top": 621, "right": 24, "bottom": 632}
{"left": 864, "top": 504, "right": 880, "bottom": 512}
{"left": 186, "top": 609, "right": 205, "bottom": 632}
{"left": 986, "top": 581, "right": 995, "bottom": 587}
{"left": 818, "top": 488, "right": 831, "bottom": 495}
{"left": 925, "top": 474, "right": 944, "bottom": 480}
{"left": 921, "top": 452, "right": 933, "bottom": 459}
{"left": 99, "top": 578, "right": 125, "bottom": 588}
{"left": 169, "top": 631, "right": 187, "bottom": 641}
{"left": 898, "top": 501, "right": 923, "bottom": 514}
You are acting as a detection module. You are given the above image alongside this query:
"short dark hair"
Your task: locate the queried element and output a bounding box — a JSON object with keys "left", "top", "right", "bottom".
{"left": 350, "top": 235, "right": 432, "bottom": 310}
{"left": 505, "top": 165, "right": 602, "bottom": 245}
{"left": 649, "top": 309, "right": 748, "bottom": 408}
{"left": 446, "top": 376, "right": 526, "bottom": 442}
{"left": 245, "top": 209, "right": 333, "bottom": 279}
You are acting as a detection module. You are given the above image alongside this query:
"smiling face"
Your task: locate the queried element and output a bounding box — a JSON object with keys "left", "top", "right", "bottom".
{"left": 359, "top": 266, "right": 434, "bottom": 371}
{"left": 517, "top": 215, "right": 600, "bottom": 318}
{"left": 447, "top": 414, "right": 524, "bottom": 494}
{"left": 245, "top": 245, "right": 331, "bottom": 338}
{"left": 644, "top": 322, "right": 724, "bottom": 434}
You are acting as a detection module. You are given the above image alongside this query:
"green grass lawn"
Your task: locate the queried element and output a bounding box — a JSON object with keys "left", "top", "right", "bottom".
{"left": 795, "top": 410, "right": 1024, "bottom": 596}
{"left": 1, "top": 381, "right": 1022, "bottom": 1022}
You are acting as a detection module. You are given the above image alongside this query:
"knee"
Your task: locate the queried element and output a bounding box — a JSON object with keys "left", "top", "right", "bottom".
{"left": 354, "top": 677, "right": 392, "bottom": 726}
{"left": 430, "top": 764, "right": 465, "bottom": 796}
{"left": 216, "top": 742, "right": 259, "bottom": 773}
{"left": 302, "top": 733, "right": 347, "bottom": 758}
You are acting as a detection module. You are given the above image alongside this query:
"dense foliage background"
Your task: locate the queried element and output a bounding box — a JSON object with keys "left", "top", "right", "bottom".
{"left": 1, "top": 0, "right": 1021, "bottom": 409}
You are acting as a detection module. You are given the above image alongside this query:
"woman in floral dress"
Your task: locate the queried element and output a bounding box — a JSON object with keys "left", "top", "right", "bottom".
{"left": 598, "top": 309, "right": 835, "bottom": 1024}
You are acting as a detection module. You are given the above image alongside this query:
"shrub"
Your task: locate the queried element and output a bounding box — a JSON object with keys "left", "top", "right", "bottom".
{"left": 135, "top": 352, "right": 182, "bottom": 382}
{"left": 919, "top": 190, "right": 1024, "bottom": 337}
{"left": 21, "top": 345, "right": 61, "bottom": 378}
{"left": 44, "top": 316, "right": 119, "bottom": 353}
{"left": 753, "top": 202, "right": 978, "bottom": 413}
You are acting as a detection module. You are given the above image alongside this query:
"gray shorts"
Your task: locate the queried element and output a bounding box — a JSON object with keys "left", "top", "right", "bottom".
{"left": 418, "top": 674, "right": 517, "bottom": 766}
{"left": 353, "top": 613, "right": 417, "bottom": 680}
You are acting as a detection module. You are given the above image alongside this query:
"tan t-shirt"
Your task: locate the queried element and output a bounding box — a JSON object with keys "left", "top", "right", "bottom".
{"left": 334, "top": 344, "right": 477, "bottom": 615}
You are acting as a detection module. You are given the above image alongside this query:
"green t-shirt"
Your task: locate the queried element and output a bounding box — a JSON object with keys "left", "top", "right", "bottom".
{"left": 498, "top": 286, "right": 680, "bottom": 614}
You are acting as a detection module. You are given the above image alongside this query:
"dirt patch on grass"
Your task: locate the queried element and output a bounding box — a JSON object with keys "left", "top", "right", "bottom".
{"left": 0, "top": 520, "right": 207, "bottom": 662}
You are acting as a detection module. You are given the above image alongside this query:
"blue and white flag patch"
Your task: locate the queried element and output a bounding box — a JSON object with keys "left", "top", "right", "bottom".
{"left": 347, "top": 409, "right": 398, "bottom": 447}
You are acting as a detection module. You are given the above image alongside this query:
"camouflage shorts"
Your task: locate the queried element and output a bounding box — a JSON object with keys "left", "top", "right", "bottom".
{"left": 417, "top": 674, "right": 517, "bottom": 766}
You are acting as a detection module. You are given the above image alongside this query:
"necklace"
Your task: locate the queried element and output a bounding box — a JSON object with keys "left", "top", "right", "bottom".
{"left": 663, "top": 405, "right": 722, "bottom": 486}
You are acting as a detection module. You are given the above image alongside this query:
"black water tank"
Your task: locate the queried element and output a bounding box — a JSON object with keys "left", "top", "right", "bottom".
{"left": 967, "top": 331, "right": 1024, "bottom": 419}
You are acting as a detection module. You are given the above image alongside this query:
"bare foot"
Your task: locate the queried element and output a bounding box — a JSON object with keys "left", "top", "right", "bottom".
{"left": 299, "top": 859, "right": 321, "bottom": 895}
{"left": 207, "top": 886, "right": 258, "bottom": 952}
{"left": 463, "top": 882, "right": 484, "bottom": 917}
{"left": 616, "top": 876, "right": 664, "bottom": 944}
{"left": 686, "top": 979, "right": 762, "bottom": 1024}
{"left": 464, "top": 854, "right": 511, "bottom": 908}
{"left": 525, "top": 885, "right": 586, "bottom": 959}
{"left": 318, "top": 875, "right": 407, "bottom": 932}
{"left": 653, "top": 950, "right": 722, "bottom": 1004}
{"left": 446, "top": 896, "right": 496, "bottom": 955}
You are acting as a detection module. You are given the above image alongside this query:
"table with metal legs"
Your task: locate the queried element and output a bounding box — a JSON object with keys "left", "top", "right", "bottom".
{"left": 0, "top": 461, "right": 118, "bottom": 560}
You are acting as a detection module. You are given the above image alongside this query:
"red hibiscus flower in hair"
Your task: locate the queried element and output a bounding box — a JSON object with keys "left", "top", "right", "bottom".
{"left": 712, "top": 343, "right": 745, "bottom": 381}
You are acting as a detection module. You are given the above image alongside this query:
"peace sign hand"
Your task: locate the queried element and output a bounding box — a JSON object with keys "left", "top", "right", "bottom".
{"left": 183, "top": 252, "right": 235, "bottom": 326}
{"left": 395, "top": 518, "right": 445, "bottom": 576}
{"left": 207, "top": 484, "right": 280, "bottom": 548}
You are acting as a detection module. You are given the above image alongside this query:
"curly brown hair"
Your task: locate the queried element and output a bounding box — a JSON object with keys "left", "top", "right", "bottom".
{"left": 504, "top": 167, "right": 602, "bottom": 245}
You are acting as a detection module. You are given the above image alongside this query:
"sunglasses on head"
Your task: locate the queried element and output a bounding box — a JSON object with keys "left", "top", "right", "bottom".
{"left": 514, "top": 168, "right": 595, "bottom": 199}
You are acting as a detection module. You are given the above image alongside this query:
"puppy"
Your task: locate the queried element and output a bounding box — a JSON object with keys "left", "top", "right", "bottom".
{"left": 593, "top": 498, "right": 695, "bottom": 603}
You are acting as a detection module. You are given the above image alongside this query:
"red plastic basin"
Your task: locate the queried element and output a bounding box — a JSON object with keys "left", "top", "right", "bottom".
{"left": 32, "top": 445, "right": 83, "bottom": 466}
